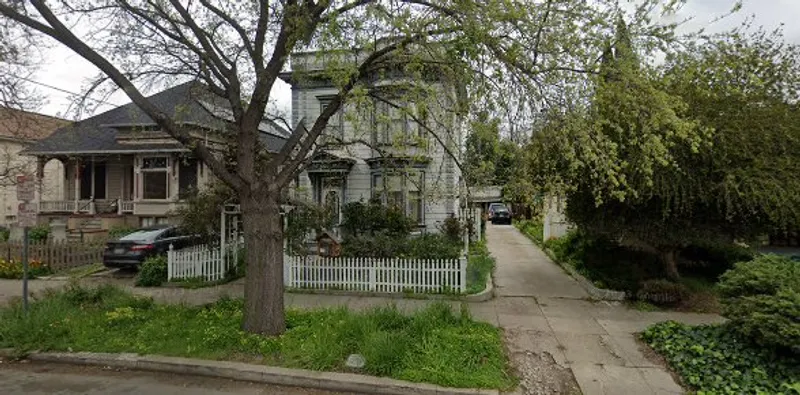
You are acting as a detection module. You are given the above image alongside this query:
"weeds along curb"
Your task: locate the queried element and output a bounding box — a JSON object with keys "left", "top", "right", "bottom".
{"left": 2, "top": 351, "right": 499, "bottom": 395}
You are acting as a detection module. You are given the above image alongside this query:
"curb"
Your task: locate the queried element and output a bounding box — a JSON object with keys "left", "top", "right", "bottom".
{"left": 2, "top": 351, "right": 498, "bottom": 395}
{"left": 541, "top": 248, "right": 626, "bottom": 301}
{"left": 286, "top": 274, "right": 495, "bottom": 303}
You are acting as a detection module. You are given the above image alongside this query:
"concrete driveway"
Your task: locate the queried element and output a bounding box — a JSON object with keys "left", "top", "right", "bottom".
{"left": 483, "top": 224, "right": 724, "bottom": 395}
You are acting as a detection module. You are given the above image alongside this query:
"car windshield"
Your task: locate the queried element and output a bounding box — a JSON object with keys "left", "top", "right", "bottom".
{"left": 118, "top": 228, "right": 167, "bottom": 242}
{"left": 495, "top": 207, "right": 509, "bottom": 213}
{"left": 490, "top": 204, "right": 507, "bottom": 211}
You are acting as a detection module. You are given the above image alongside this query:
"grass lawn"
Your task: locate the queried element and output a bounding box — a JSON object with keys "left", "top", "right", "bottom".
{"left": 0, "top": 285, "right": 516, "bottom": 390}
{"left": 642, "top": 321, "right": 800, "bottom": 394}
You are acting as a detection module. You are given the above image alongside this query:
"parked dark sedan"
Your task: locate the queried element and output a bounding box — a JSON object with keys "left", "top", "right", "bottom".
{"left": 103, "top": 225, "right": 197, "bottom": 268}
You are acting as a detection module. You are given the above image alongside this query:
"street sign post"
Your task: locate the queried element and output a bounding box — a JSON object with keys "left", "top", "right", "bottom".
{"left": 16, "top": 175, "right": 35, "bottom": 314}
{"left": 17, "top": 202, "right": 37, "bottom": 227}
{"left": 16, "top": 175, "right": 35, "bottom": 202}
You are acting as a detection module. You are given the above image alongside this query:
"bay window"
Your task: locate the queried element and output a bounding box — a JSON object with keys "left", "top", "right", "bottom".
{"left": 141, "top": 156, "right": 169, "bottom": 199}
{"left": 372, "top": 171, "right": 424, "bottom": 224}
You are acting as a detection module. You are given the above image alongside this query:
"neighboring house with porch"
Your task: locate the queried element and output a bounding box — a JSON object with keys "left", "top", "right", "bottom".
{"left": 0, "top": 107, "right": 68, "bottom": 226}
{"left": 279, "top": 50, "right": 464, "bottom": 234}
{"left": 24, "top": 82, "right": 288, "bottom": 238}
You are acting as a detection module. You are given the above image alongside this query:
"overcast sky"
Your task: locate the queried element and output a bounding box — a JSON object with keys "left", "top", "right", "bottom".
{"left": 27, "top": 0, "right": 800, "bottom": 121}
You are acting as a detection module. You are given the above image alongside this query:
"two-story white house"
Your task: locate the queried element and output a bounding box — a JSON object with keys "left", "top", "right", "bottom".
{"left": 279, "top": 50, "right": 464, "bottom": 233}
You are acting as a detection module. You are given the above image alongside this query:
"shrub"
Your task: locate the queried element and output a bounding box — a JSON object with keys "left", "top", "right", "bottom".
{"left": 342, "top": 233, "right": 462, "bottom": 259}
{"left": 642, "top": 321, "right": 799, "bottom": 394}
{"left": 135, "top": 256, "right": 167, "bottom": 287}
{"left": 28, "top": 224, "right": 49, "bottom": 242}
{"left": 108, "top": 225, "right": 137, "bottom": 240}
{"left": 406, "top": 234, "right": 462, "bottom": 260}
{"left": 718, "top": 254, "right": 800, "bottom": 351}
{"left": 341, "top": 232, "right": 405, "bottom": 258}
{"left": 341, "top": 200, "right": 415, "bottom": 238}
{"left": 543, "top": 230, "right": 664, "bottom": 293}
{"left": 0, "top": 227, "right": 9, "bottom": 242}
{"left": 439, "top": 216, "right": 465, "bottom": 244}
{"left": 636, "top": 279, "right": 688, "bottom": 305}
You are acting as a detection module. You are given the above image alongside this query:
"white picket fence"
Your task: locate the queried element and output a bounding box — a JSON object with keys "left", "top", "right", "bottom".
{"left": 167, "top": 245, "right": 467, "bottom": 294}
{"left": 284, "top": 255, "right": 467, "bottom": 294}
{"left": 167, "top": 244, "right": 229, "bottom": 282}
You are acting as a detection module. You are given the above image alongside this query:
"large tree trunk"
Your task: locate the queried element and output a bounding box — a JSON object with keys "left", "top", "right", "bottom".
{"left": 241, "top": 191, "right": 285, "bottom": 335}
{"left": 661, "top": 249, "right": 680, "bottom": 281}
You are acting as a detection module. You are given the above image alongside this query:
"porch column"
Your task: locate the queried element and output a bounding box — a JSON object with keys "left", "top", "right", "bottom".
{"left": 35, "top": 156, "right": 46, "bottom": 204}
{"left": 90, "top": 156, "right": 95, "bottom": 199}
{"left": 88, "top": 157, "right": 96, "bottom": 214}
{"left": 73, "top": 160, "right": 80, "bottom": 213}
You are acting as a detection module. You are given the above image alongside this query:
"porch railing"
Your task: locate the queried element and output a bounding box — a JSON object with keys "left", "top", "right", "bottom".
{"left": 38, "top": 200, "right": 76, "bottom": 213}
{"left": 119, "top": 200, "right": 134, "bottom": 214}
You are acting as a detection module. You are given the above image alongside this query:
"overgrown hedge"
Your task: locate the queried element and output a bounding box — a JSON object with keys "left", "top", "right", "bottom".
{"left": 341, "top": 233, "right": 462, "bottom": 259}
{"left": 539, "top": 229, "right": 754, "bottom": 298}
{"left": 718, "top": 254, "right": 800, "bottom": 352}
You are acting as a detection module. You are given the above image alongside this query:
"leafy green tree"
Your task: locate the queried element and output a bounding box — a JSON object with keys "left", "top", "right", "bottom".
{"left": 464, "top": 114, "right": 500, "bottom": 187}
{"left": 529, "top": 19, "right": 708, "bottom": 279}
{"left": 662, "top": 26, "right": 800, "bottom": 238}
{"left": 0, "top": 1, "right": 686, "bottom": 334}
{"left": 530, "top": 21, "right": 800, "bottom": 280}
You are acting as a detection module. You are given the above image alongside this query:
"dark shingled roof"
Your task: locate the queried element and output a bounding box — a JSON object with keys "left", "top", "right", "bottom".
{"left": 26, "top": 82, "right": 288, "bottom": 155}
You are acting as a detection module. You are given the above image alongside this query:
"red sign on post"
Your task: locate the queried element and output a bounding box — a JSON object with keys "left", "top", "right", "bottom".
{"left": 16, "top": 175, "right": 35, "bottom": 202}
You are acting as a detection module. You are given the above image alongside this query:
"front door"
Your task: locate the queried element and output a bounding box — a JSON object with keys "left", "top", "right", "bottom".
{"left": 316, "top": 176, "right": 344, "bottom": 229}
{"left": 78, "top": 161, "right": 106, "bottom": 199}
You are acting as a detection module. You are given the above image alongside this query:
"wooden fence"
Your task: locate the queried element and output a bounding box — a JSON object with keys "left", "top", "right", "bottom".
{"left": 284, "top": 255, "right": 467, "bottom": 294}
{"left": 0, "top": 240, "right": 105, "bottom": 271}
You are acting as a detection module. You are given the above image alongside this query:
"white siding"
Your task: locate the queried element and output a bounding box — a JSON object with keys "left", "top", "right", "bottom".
{"left": 292, "top": 72, "right": 463, "bottom": 233}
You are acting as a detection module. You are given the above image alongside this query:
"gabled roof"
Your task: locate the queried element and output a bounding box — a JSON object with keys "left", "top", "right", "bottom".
{"left": 25, "top": 82, "right": 288, "bottom": 155}
{"left": 0, "top": 107, "right": 70, "bottom": 141}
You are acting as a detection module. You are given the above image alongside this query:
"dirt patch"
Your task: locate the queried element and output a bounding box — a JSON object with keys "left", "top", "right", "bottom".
{"left": 675, "top": 290, "right": 720, "bottom": 314}
{"left": 506, "top": 351, "right": 581, "bottom": 395}
{"left": 503, "top": 329, "right": 581, "bottom": 395}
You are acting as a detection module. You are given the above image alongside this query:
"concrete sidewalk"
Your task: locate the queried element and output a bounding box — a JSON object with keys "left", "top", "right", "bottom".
{"left": 485, "top": 224, "right": 723, "bottom": 395}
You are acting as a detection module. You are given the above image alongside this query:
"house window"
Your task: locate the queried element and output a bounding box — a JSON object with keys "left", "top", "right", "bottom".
{"left": 178, "top": 157, "right": 198, "bottom": 199}
{"left": 371, "top": 171, "right": 424, "bottom": 224}
{"left": 373, "top": 99, "right": 423, "bottom": 145}
{"left": 318, "top": 97, "right": 343, "bottom": 143}
{"left": 141, "top": 156, "right": 169, "bottom": 200}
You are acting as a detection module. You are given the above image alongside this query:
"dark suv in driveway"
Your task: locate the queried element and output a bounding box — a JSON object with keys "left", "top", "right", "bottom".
{"left": 103, "top": 225, "right": 197, "bottom": 268}
{"left": 489, "top": 203, "right": 512, "bottom": 225}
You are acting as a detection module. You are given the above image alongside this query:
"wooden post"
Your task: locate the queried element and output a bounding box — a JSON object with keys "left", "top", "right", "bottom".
{"left": 73, "top": 160, "right": 80, "bottom": 213}
{"left": 459, "top": 257, "right": 467, "bottom": 294}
